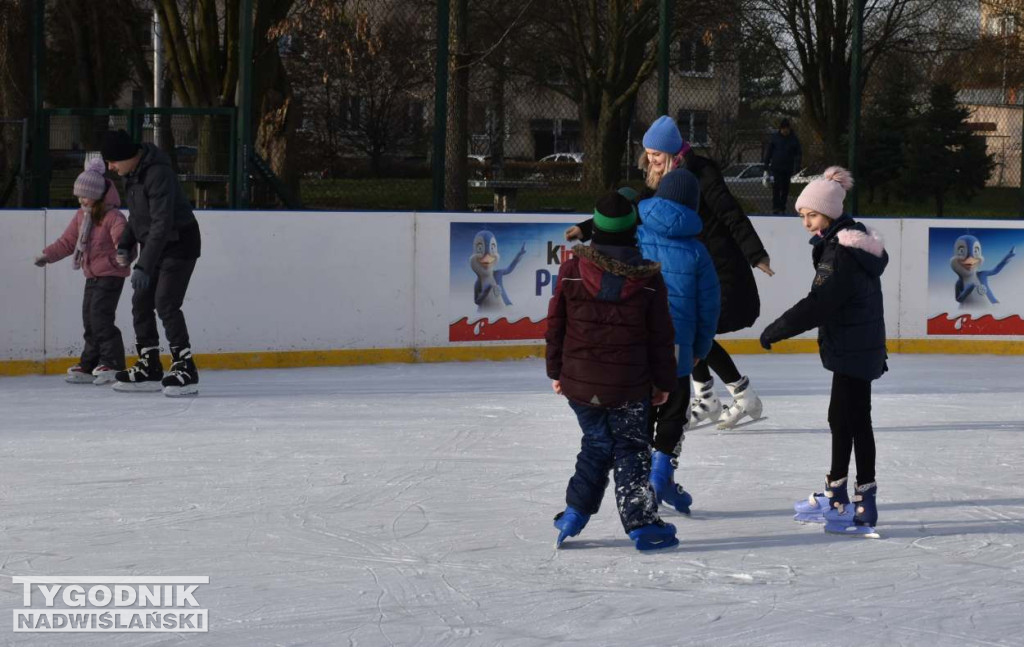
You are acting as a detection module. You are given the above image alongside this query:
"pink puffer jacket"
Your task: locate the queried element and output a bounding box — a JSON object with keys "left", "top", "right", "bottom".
{"left": 42, "top": 181, "right": 132, "bottom": 279}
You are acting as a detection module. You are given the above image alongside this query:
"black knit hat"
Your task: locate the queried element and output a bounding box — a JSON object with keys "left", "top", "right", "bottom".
{"left": 592, "top": 192, "right": 638, "bottom": 246}
{"left": 100, "top": 129, "right": 140, "bottom": 162}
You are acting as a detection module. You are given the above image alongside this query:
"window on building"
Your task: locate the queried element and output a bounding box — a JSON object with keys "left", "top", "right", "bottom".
{"left": 676, "top": 109, "right": 710, "bottom": 146}
{"left": 676, "top": 38, "right": 713, "bottom": 76}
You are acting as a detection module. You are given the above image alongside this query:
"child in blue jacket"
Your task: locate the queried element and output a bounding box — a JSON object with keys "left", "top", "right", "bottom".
{"left": 635, "top": 169, "right": 721, "bottom": 515}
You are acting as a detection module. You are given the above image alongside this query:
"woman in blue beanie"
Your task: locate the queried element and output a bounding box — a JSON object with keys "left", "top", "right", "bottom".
{"left": 567, "top": 115, "right": 773, "bottom": 432}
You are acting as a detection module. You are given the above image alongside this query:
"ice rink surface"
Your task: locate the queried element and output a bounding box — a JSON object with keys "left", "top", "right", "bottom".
{"left": 2, "top": 353, "right": 1024, "bottom": 646}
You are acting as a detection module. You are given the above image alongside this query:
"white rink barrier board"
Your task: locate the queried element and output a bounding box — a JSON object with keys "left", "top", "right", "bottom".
{"left": 1, "top": 209, "right": 1023, "bottom": 374}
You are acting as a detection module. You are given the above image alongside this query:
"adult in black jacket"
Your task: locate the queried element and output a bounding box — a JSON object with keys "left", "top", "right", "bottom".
{"left": 101, "top": 129, "right": 201, "bottom": 397}
{"left": 566, "top": 117, "right": 773, "bottom": 430}
{"left": 763, "top": 119, "right": 802, "bottom": 214}
{"left": 760, "top": 166, "right": 886, "bottom": 535}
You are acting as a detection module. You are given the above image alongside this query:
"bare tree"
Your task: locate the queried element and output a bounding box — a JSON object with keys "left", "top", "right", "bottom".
{"left": 286, "top": 2, "right": 431, "bottom": 178}
{"left": 744, "top": 0, "right": 973, "bottom": 161}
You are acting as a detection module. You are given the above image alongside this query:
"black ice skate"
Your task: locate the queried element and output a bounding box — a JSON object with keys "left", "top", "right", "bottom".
{"left": 112, "top": 346, "right": 164, "bottom": 392}
{"left": 162, "top": 347, "right": 199, "bottom": 397}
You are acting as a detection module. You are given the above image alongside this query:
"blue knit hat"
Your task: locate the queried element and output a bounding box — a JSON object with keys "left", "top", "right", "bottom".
{"left": 642, "top": 115, "right": 684, "bottom": 155}
{"left": 655, "top": 168, "right": 701, "bottom": 211}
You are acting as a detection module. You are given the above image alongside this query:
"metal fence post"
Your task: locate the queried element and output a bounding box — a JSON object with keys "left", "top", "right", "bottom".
{"left": 658, "top": 0, "right": 672, "bottom": 116}
{"left": 237, "top": 0, "right": 254, "bottom": 209}
{"left": 432, "top": 0, "right": 450, "bottom": 211}
{"left": 30, "top": 0, "right": 47, "bottom": 207}
{"left": 848, "top": 0, "right": 863, "bottom": 217}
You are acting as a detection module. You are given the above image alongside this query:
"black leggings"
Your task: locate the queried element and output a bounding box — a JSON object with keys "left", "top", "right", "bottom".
{"left": 650, "top": 379, "right": 691, "bottom": 456}
{"left": 691, "top": 340, "right": 741, "bottom": 384}
{"left": 828, "top": 372, "right": 876, "bottom": 485}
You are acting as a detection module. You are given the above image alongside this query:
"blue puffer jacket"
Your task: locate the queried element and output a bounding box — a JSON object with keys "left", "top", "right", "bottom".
{"left": 636, "top": 197, "right": 721, "bottom": 376}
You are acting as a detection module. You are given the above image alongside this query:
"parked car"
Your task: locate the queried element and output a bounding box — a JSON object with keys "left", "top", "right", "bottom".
{"left": 790, "top": 166, "right": 824, "bottom": 184}
{"left": 532, "top": 152, "right": 584, "bottom": 181}
{"left": 538, "top": 152, "right": 584, "bottom": 164}
{"left": 721, "top": 162, "right": 767, "bottom": 184}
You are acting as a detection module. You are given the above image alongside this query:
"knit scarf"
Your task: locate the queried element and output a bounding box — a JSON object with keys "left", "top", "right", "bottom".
{"left": 72, "top": 210, "right": 96, "bottom": 271}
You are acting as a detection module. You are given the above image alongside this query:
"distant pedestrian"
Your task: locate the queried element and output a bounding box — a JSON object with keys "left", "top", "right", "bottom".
{"left": 763, "top": 119, "right": 802, "bottom": 214}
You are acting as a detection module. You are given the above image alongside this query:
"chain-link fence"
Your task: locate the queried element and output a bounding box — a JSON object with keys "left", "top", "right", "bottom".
{"left": 0, "top": 118, "right": 28, "bottom": 207}
{"left": 5, "top": 0, "right": 1024, "bottom": 216}
{"left": 38, "top": 108, "right": 235, "bottom": 209}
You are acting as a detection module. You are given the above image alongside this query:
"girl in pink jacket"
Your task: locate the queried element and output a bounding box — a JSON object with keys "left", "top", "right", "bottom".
{"left": 35, "top": 158, "right": 132, "bottom": 385}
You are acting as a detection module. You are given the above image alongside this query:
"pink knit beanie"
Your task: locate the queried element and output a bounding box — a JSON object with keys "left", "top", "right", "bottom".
{"left": 73, "top": 157, "right": 108, "bottom": 200}
{"left": 795, "top": 166, "right": 854, "bottom": 220}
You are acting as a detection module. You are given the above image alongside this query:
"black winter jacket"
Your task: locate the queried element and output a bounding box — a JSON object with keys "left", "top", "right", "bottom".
{"left": 118, "top": 144, "right": 200, "bottom": 272}
{"left": 763, "top": 131, "right": 802, "bottom": 175}
{"left": 684, "top": 153, "right": 768, "bottom": 333}
{"left": 574, "top": 154, "right": 768, "bottom": 334}
{"left": 761, "top": 216, "right": 888, "bottom": 381}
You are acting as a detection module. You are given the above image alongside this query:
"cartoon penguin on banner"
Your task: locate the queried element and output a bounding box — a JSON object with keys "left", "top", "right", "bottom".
{"left": 951, "top": 234, "right": 1016, "bottom": 310}
{"left": 470, "top": 230, "right": 526, "bottom": 313}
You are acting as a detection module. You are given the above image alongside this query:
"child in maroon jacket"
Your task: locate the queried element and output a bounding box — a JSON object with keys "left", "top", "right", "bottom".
{"left": 545, "top": 192, "right": 679, "bottom": 551}
{"left": 34, "top": 158, "right": 131, "bottom": 385}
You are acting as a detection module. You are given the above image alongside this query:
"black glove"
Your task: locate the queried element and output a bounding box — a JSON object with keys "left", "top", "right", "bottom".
{"left": 759, "top": 329, "right": 773, "bottom": 351}
{"left": 131, "top": 268, "right": 150, "bottom": 292}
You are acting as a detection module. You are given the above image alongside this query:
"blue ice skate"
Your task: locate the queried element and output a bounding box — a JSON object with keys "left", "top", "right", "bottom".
{"left": 793, "top": 492, "right": 830, "bottom": 523}
{"left": 553, "top": 506, "right": 591, "bottom": 548}
{"left": 795, "top": 476, "right": 852, "bottom": 524}
{"left": 826, "top": 482, "right": 879, "bottom": 538}
{"left": 650, "top": 450, "right": 693, "bottom": 515}
{"left": 628, "top": 520, "right": 679, "bottom": 551}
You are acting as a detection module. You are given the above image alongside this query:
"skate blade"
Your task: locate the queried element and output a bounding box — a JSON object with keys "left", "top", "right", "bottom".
{"left": 65, "top": 375, "right": 96, "bottom": 384}
{"left": 793, "top": 512, "right": 826, "bottom": 524}
{"left": 163, "top": 384, "right": 199, "bottom": 397}
{"left": 112, "top": 381, "right": 163, "bottom": 392}
{"left": 716, "top": 416, "right": 768, "bottom": 430}
{"left": 634, "top": 536, "right": 679, "bottom": 551}
{"left": 92, "top": 374, "right": 117, "bottom": 385}
{"left": 825, "top": 523, "right": 880, "bottom": 539}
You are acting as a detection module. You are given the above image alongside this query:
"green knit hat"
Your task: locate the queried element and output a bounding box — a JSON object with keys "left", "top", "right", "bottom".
{"left": 592, "top": 192, "right": 638, "bottom": 246}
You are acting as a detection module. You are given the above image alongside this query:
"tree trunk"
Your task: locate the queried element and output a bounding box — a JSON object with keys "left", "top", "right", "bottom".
{"left": 252, "top": 0, "right": 299, "bottom": 204}
{"left": 445, "top": 0, "right": 469, "bottom": 211}
{"left": 579, "top": 93, "right": 633, "bottom": 192}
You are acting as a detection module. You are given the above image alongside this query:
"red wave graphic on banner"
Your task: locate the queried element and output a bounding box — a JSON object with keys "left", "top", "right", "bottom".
{"left": 927, "top": 313, "right": 1024, "bottom": 335}
{"left": 449, "top": 317, "right": 548, "bottom": 342}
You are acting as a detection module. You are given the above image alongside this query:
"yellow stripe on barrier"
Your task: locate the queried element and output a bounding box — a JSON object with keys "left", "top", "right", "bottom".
{"left": 2, "top": 338, "right": 1023, "bottom": 377}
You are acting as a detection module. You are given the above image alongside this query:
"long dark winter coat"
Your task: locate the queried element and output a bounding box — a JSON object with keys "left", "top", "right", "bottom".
{"left": 683, "top": 152, "right": 769, "bottom": 334}
{"left": 545, "top": 244, "right": 678, "bottom": 408}
{"left": 763, "top": 131, "right": 803, "bottom": 176}
{"left": 117, "top": 143, "right": 201, "bottom": 273}
{"left": 760, "top": 216, "right": 888, "bottom": 381}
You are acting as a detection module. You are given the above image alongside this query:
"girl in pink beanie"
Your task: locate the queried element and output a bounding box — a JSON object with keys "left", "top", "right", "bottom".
{"left": 34, "top": 158, "right": 132, "bottom": 385}
{"left": 759, "top": 166, "right": 888, "bottom": 538}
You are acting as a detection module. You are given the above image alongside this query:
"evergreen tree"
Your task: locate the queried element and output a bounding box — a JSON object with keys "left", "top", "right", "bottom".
{"left": 860, "top": 68, "right": 916, "bottom": 205}
{"left": 901, "top": 84, "right": 995, "bottom": 216}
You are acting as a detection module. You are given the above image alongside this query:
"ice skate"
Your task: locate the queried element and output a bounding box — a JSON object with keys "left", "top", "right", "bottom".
{"left": 162, "top": 347, "right": 199, "bottom": 397}
{"left": 826, "top": 481, "right": 879, "bottom": 538}
{"left": 650, "top": 450, "right": 693, "bottom": 515}
{"left": 717, "top": 376, "right": 764, "bottom": 429}
{"left": 687, "top": 378, "right": 722, "bottom": 426}
{"left": 91, "top": 365, "right": 118, "bottom": 385}
{"left": 793, "top": 491, "right": 831, "bottom": 523}
{"left": 553, "top": 506, "right": 591, "bottom": 548}
{"left": 628, "top": 520, "right": 678, "bottom": 551}
{"left": 65, "top": 364, "right": 96, "bottom": 384}
{"left": 112, "top": 345, "right": 163, "bottom": 392}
